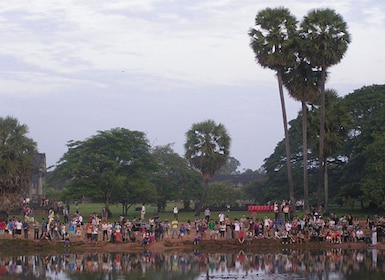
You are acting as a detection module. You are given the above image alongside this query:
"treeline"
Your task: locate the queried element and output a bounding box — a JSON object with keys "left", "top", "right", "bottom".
{"left": 253, "top": 84, "right": 385, "bottom": 209}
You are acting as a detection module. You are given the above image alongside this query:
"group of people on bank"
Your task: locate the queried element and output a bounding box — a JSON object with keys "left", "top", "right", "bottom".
{"left": 1, "top": 201, "right": 384, "bottom": 247}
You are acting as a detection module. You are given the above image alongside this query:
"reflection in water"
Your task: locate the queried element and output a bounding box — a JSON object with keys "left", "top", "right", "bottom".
{"left": 0, "top": 249, "right": 384, "bottom": 279}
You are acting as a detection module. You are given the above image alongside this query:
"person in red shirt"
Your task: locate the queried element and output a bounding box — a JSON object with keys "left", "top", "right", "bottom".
{"left": 0, "top": 220, "right": 5, "bottom": 236}
{"left": 238, "top": 230, "right": 245, "bottom": 244}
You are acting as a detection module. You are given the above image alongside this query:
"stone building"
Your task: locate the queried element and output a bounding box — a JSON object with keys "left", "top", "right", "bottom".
{"left": 29, "top": 153, "right": 46, "bottom": 202}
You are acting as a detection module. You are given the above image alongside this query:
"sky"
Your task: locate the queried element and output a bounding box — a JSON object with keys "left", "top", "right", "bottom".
{"left": 1, "top": 0, "right": 384, "bottom": 171}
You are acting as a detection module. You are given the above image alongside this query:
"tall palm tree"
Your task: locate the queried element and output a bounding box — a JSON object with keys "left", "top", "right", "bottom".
{"left": 282, "top": 58, "right": 322, "bottom": 212}
{"left": 248, "top": 7, "right": 298, "bottom": 207}
{"left": 184, "top": 119, "right": 231, "bottom": 216}
{"left": 299, "top": 8, "right": 351, "bottom": 209}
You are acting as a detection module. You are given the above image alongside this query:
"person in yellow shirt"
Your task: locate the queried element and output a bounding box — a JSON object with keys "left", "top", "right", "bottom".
{"left": 171, "top": 219, "right": 178, "bottom": 239}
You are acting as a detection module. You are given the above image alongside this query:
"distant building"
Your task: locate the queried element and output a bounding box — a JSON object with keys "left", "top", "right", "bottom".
{"left": 29, "top": 153, "right": 46, "bottom": 202}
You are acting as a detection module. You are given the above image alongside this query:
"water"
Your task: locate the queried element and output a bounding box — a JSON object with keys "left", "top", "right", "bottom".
{"left": 0, "top": 249, "right": 384, "bottom": 279}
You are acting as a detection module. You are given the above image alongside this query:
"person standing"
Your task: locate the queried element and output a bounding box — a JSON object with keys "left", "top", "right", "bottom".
{"left": 0, "top": 220, "right": 6, "bottom": 236}
{"left": 204, "top": 207, "right": 211, "bottom": 221}
{"left": 40, "top": 218, "right": 47, "bottom": 239}
{"left": 218, "top": 212, "right": 225, "bottom": 224}
{"left": 33, "top": 221, "right": 39, "bottom": 240}
{"left": 372, "top": 225, "right": 377, "bottom": 246}
{"left": 141, "top": 204, "right": 146, "bottom": 221}
{"left": 102, "top": 222, "right": 109, "bottom": 241}
{"left": 173, "top": 205, "right": 178, "bottom": 220}
{"left": 101, "top": 208, "right": 109, "bottom": 223}
{"left": 171, "top": 218, "right": 178, "bottom": 238}
{"left": 23, "top": 220, "right": 29, "bottom": 239}
{"left": 63, "top": 207, "right": 69, "bottom": 224}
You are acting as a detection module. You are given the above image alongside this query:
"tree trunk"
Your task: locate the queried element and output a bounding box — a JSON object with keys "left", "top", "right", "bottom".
{"left": 104, "top": 195, "right": 110, "bottom": 212}
{"left": 277, "top": 71, "right": 295, "bottom": 209}
{"left": 183, "top": 200, "right": 191, "bottom": 210}
{"left": 324, "top": 157, "right": 329, "bottom": 213}
{"left": 302, "top": 101, "right": 309, "bottom": 214}
{"left": 195, "top": 179, "right": 209, "bottom": 217}
{"left": 317, "top": 69, "right": 327, "bottom": 208}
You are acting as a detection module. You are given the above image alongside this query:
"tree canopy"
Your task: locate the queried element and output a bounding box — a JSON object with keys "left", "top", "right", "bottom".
{"left": 0, "top": 116, "right": 37, "bottom": 213}
{"left": 185, "top": 119, "right": 231, "bottom": 216}
{"left": 51, "top": 128, "right": 156, "bottom": 211}
{"left": 261, "top": 84, "right": 385, "bottom": 209}
{"left": 151, "top": 144, "right": 202, "bottom": 213}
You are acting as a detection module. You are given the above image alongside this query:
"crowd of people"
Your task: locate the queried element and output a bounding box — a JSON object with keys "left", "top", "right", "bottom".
{"left": 0, "top": 200, "right": 384, "bottom": 248}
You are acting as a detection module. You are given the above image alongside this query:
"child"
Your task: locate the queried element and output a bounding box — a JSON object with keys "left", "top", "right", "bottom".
{"left": 193, "top": 234, "right": 201, "bottom": 245}
{"left": 179, "top": 224, "right": 186, "bottom": 239}
{"left": 238, "top": 230, "right": 245, "bottom": 244}
{"left": 64, "top": 237, "right": 70, "bottom": 247}
{"left": 246, "top": 231, "right": 253, "bottom": 245}
{"left": 142, "top": 233, "right": 150, "bottom": 246}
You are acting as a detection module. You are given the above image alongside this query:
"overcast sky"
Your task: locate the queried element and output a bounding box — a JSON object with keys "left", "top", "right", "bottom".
{"left": 1, "top": 0, "right": 384, "bottom": 171}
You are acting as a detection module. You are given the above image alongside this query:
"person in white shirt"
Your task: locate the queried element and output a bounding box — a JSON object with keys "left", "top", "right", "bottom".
{"left": 173, "top": 205, "right": 178, "bottom": 220}
{"left": 218, "top": 212, "right": 225, "bottom": 223}
{"left": 141, "top": 204, "right": 146, "bottom": 220}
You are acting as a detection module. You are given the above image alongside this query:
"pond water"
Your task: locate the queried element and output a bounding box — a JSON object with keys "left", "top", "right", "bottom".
{"left": 1, "top": 248, "right": 384, "bottom": 279}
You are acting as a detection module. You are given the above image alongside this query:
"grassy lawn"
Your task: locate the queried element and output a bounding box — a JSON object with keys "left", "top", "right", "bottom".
{"left": 10, "top": 202, "right": 383, "bottom": 223}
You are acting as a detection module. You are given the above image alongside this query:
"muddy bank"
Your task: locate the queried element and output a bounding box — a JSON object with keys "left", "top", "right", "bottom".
{"left": 0, "top": 237, "right": 383, "bottom": 256}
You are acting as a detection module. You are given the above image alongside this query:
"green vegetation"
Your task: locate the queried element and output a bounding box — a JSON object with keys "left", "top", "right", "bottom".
{"left": 184, "top": 119, "right": 231, "bottom": 216}
{"left": 249, "top": 7, "right": 351, "bottom": 213}
{"left": 0, "top": 117, "right": 37, "bottom": 213}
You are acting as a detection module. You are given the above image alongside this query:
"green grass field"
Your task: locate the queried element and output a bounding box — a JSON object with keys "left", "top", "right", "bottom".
{"left": 17, "top": 202, "right": 383, "bottom": 223}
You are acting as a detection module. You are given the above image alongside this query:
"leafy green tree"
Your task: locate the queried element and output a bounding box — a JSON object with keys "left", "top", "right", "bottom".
{"left": 205, "top": 181, "right": 241, "bottom": 209}
{"left": 217, "top": 156, "right": 241, "bottom": 175}
{"left": 185, "top": 119, "right": 231, "bottom": 216}
{"left": 262, "top": 117, "right": 316, "bottom": 204}
{"left": 361, "top": 132, "right": 385, "bottom": 207}
{"left": 339, "top": 85, "right": 385, "bottom": 207}
{"left": 241, "top": 177, "right": 266, "bottom": 204}
{"left": 178, "top": 169, "right": 203, "bottom": 211}
{"left": 151, "top": 144, "right": 201, "bottom": 213}
{"left": 307, "top": 90, "right": 352, "bottom": 211}
{"left": 0, "top": 116, "right": 37, "bottom": 213}
{"left": 51, "top": 128, "right": 155, "bottom": 211}
{"left": 249, "top": 7, "right": 298, "bottom": 207}
{"left": 112, "top": 176, "right": 157, "bottom": 216}
{"left": 299, "top": 8, "right": 351, "bottom": 204}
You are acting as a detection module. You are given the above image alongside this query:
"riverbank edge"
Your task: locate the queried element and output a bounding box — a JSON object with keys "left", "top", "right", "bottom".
{"left": 1, "top": 238, "right": 383, "bottom": 256}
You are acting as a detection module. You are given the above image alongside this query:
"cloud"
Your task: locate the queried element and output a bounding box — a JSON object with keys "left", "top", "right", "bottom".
{"left": 0, "top": 0, "right": 384, "bottom": 170}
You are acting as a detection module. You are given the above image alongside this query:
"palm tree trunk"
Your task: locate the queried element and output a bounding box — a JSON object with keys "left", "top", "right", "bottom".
{"left": 195, "top": 179, "right": 209, "bottom": 217}
{"left": 277, "top": 70, "right": 295, "bottom": 212}
{"left": 317, "top": 69, "right": 327, "bottom": 209}
{"left": 324, "top": 157, "right": 329, "bottom": 213}
{"left": 302, "top": 101, "right": 309, "bottom": 213}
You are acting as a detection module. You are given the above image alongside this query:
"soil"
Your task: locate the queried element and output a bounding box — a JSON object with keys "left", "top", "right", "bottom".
{"left": 0, "top": 236, "right": 383, "bottom": 256}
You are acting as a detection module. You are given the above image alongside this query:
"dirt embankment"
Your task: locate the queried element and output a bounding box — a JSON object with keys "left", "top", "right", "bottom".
{"left": 0, "top": 236, "right": 382, "bottom": 256}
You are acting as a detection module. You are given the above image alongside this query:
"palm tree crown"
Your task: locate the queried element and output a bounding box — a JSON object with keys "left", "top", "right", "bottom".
{"left": 185, "top": 119, "right": 230, "bottom": 181}
{"left": 185, "top": 119, "right": 231, "bottom": 216}
{"left": 248, "top": 7, "right": 298, "bottom": 71}
{"left": 300, "top": 8, "right": 351, "bottom": 69}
